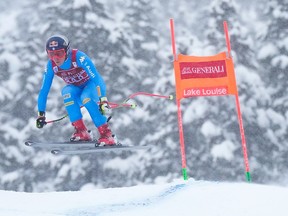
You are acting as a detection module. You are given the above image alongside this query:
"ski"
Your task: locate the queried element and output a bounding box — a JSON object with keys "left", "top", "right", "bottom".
{"left": 25, "top": 140, "right": 98, "bottom": 149}
{"left": 51, "top": 145, "right": 149, "bottom": 155}
{"left": 25, "top": 140, "right": 149, "bottom": 155}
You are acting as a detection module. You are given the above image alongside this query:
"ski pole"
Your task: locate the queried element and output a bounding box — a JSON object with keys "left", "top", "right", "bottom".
{"left": 108, "top": 92, "right": 173, "bottom": 109}
{"left": 45, "top": 92, "right": 173, "bottom": 124}
{"left": 121, "top": 92, "right": 173, "bottom": 103}
{"left": 46, "top": 114, "right": 69, "bottom": 124}
{"left": 45, "top": 102, "right": 135, "bottom": 124}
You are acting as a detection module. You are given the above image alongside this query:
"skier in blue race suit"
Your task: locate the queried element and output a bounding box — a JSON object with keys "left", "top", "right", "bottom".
{"left": 36, "top": 35, "right": 116, "bottom": 145}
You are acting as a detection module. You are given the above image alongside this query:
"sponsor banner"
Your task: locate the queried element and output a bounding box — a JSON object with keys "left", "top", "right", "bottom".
{"left": 180, "top": 60, "right": 227, "bottom": 79}
{"left": 183, "top": 86, "right": 228, "bottom": 98}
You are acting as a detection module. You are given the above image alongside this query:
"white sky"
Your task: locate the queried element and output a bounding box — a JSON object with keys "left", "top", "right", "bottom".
{"left": 1, "top": 178, "right": 288, "bottom": 216}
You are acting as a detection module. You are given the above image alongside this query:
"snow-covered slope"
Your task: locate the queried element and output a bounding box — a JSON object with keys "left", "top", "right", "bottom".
{"left": 1, "top": 179, "right": 287, "bottom": 216}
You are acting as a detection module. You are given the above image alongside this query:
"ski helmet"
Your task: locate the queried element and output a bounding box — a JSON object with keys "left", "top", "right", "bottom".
{"left": 45, "top": 35, "right": 70, "bottom": 55}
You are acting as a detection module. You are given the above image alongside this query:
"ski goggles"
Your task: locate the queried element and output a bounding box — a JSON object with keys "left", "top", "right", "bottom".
{"left": 47, "top": 49, "right": 66, "bottom": 59}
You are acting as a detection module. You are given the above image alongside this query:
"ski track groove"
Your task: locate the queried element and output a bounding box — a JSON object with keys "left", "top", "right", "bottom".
{"left": 65, "top": 181, "right": 192, "bottom": 216}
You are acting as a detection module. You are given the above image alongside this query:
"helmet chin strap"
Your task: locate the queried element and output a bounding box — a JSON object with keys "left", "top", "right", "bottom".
{"left": 64, "top": 50, "right": 70, "bottom": 61}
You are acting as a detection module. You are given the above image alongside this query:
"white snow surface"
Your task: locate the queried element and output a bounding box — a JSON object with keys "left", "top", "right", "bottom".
{"left": 1, "top": 178, "right": 287, "bottom": 216}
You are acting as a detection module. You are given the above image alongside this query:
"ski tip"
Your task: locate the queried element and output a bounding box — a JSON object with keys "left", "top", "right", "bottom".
{"left": 51, "top": 149, "right": 61, "bottom": 155}
{"left": 24, "top": 140, "right": 32, "bottom": 146}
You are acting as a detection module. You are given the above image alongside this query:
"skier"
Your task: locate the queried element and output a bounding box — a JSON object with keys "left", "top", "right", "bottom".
{"left": 36, "top": 35, "right": 116, "bottom": 145}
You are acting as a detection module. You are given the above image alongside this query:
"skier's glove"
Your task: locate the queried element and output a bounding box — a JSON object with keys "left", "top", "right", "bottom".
{"left": 99, "top": 97, "right": 111, "bottom": 115}
{"left": 36, "top": 111, "right": 46, "bottom": 129}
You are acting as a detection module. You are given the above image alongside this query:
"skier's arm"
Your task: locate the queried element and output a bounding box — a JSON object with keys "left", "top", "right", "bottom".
{"left": 76, "top": 51, "right": 106, "bottom": 97}
{"left": 37, "top": 62, "right": 54, "bottom": 113}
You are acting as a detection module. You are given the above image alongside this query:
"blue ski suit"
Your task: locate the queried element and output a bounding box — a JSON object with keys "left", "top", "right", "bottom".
{"left": 38, "top": 49, "right": 107, "bottom": 127}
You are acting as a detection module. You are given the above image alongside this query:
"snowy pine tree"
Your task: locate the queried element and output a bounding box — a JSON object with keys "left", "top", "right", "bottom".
{"left": 256, "top": 0, "right": 288, "bottom": 183}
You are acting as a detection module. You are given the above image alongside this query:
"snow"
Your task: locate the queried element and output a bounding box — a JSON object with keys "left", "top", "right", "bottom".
{"left": 0, "top": 10, "right": 19, "bottom": 37}
{"left": 103, "top": 155, "right": 141, "bottom": 173}
{"left": 0, "top": 52, "right": 21, "bottom": 100}
{"left": 200, "top": 120, "right": 221, "bottom": 137}
{"left": 272, "top": 55, "right": 288, "bottom": 69}
{"left": 1, "top": 171, "right": 20, "bottom": 184}
{"left": 73, "top": 0, "right": 91, "bottom": 9}
{"left": 211, "top": 140, "right": 236, "bottom": 161}
{"left": 256, "top": 109, "right": 270, "bottom": 128}
{"left": 257, "top": 43, "right": 278, "bottom": 59}
{"left": 0, "top": 178, "right": 287, "bottom": 216}
{"left": 183, "top": 98, "right": 209, "bottom": 123}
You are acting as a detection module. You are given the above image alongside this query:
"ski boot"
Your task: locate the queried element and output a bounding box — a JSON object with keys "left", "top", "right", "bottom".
{"left": 97, "top": 123, "right": 116, "bottom": 146}
{"left": 70, "top": 119, "right": 92, "bottom": 141}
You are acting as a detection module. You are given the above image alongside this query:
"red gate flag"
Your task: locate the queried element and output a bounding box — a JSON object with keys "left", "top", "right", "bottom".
{"left": 170, "top": 19, "right": 251, "bottom": 182}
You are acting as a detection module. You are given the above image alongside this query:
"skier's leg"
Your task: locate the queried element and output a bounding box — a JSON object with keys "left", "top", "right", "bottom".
{"left": 61, "top": 85, "right": 82, "bottom": 122}
{"left": 62, "top": 85, "right": 91, "bottom": 141}
{"left": 80, "top": 81, "right": 107, "bottom": 127}
{"left": 80, "top": 81, "right": 115, "bottom": 145}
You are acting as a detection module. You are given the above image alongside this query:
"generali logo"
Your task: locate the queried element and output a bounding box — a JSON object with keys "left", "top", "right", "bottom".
{"left": 180, "top": 60, "right": 227, "bottom": 79}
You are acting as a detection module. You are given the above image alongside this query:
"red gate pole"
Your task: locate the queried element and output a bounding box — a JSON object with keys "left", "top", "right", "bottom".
{"left": 223, "top": 21, "right": 251, "bottom": 182}
{"left": 177, "top": 99, "right": 188, "bottom": 180}
{"left": 170, "top": 18, "right": 177, "bottom": 61}
{"left": 170, "top": 18, "right": 188, "bottom": 180}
